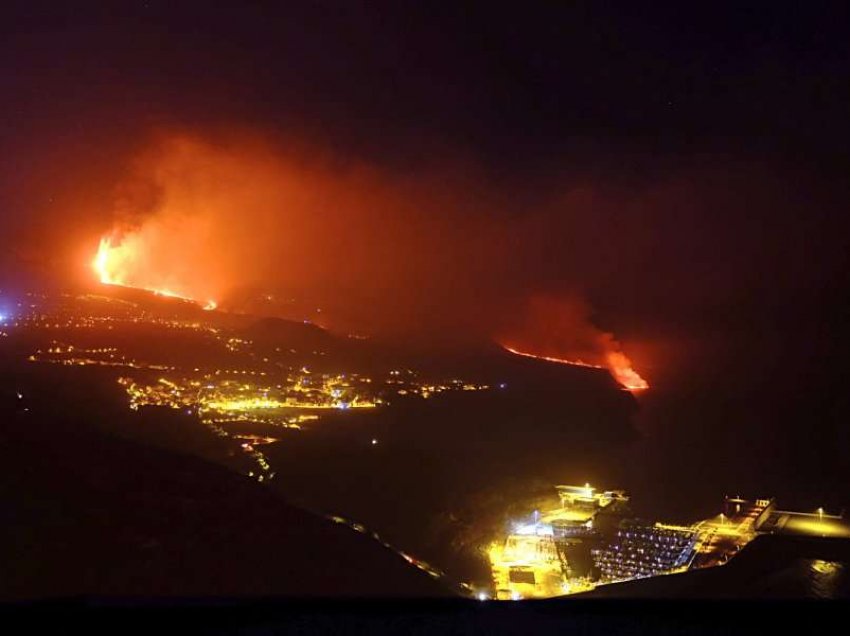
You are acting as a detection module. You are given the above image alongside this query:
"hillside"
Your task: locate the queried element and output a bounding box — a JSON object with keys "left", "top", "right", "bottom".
{"left": 0, "top": 385, "right": 452, "bottom": 599}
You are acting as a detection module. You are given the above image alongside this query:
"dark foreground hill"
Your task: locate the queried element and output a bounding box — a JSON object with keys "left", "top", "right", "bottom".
{"left": 0, "top": 387, "right": 452, "bottom": 600}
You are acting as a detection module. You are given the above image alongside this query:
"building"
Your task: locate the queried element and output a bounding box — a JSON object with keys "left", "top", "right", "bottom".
{"left": 489, "top": 533, "right": 567, "bottom": 599}
{"left": 489, "top": 484, "right": 631, "bottom": 598}
{"left": 556, "top": 484, "right": 629, "bottom": 512}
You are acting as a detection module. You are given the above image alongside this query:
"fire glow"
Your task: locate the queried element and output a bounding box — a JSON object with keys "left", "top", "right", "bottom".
{"left": 502, "top": 346, "right": 604, "bottom": 369}
{"left": 93, "top": 235, "right": 217, "bottom": 311}
{"left": 502, "top": 345, "right": 649, "bottom": 392}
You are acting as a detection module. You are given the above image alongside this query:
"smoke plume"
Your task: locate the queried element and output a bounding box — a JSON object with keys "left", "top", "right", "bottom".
{"left": 94, "top": 129, "right": 648, "bottom": 381}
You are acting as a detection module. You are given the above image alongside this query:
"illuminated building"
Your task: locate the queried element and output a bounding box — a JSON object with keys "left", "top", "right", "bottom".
{"left": 487, "top": 484, "right": 754, "bottom": 599}
{"left": 555, "top": 484, "right": 629, "bottom": 517}
{"left": 489, "top": 484, "right": 632, "bottom": 599}
{"left": 489, "top": 534, "right": 572, "bottom": 599}
{"left": 488, "top": 486, "right": 850, "bottom": 600}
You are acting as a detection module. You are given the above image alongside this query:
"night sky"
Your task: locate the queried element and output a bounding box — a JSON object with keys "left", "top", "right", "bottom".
{"left": 2, "top": 2, "right": 849, "bottom": 503}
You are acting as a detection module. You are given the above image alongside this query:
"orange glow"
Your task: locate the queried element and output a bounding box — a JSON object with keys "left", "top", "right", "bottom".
{"left": 604, "top": 351, "right": 649, "bottom": 391}
{"left": 502, "top": 345, "right": 604, "bottom": 369}
{"left": 500, "top": 296, "right": 650, "bottom": 392}
{"left": 503, "top": 344, "right": 649, "bottom": 392}
{"left": 92, "top": 235, "right": 217, "bottom": 310}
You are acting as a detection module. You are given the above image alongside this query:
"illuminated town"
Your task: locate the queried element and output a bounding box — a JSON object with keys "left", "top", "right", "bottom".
{"left": 2, "top": 289, "right": 848, "bottom": 601}
{"left": 11, "top": 291, "right": 491, "bottom": 487}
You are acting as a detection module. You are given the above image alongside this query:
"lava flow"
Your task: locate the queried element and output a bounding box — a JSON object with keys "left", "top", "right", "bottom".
{"left": 93, "top": 235, "right": 217, "bottom": 310}
{"left": 603, "top": 351, "right": 650, "bottom": 392}
{"left": 502, "top": 345, "right": 649, "bottom": 392}
{"left": 502, "top": 345, "right": 605, "bottom": 369}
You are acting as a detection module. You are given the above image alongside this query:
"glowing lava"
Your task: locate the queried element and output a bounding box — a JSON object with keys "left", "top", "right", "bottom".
{"left": 93, "top": 235, "right": 217, "bottom": 310}
{"left": 604, "top": 351, "right": 650, "bottom": 392}
{"left": 502, "top": 345, "right": 649, "bottom": 392}
{"left": 502, "top": 346, "right": 604, "bottom": 369}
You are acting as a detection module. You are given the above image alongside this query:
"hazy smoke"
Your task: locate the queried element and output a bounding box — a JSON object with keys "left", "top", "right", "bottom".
{"left": 97, "top": 129, "right": 646, "bottom": 373}
{"left": 499, "top": 295, "right": 649, "bottom": 389}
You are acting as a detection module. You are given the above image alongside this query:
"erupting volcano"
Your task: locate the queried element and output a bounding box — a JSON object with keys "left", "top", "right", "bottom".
{"left": 93, "top": 235, "right": 218, "bottom": 310}
{"left": 86, "top": 135, "right": 652, "bottom": 387}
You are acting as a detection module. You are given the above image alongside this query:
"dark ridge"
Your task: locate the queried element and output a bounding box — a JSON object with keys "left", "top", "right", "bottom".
{"left": 242, "top": 316, "right": 339, "bottom": 350}
{"left": 0, "top": 384, "right": 452, "bottom": 600}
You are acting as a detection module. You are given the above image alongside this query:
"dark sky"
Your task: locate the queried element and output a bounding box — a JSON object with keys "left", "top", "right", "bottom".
{"left": 2, "top": 2, "right": 849, "bottom": 389}
{"left": 4, "top": 2, "right": 849, "bottom": 155}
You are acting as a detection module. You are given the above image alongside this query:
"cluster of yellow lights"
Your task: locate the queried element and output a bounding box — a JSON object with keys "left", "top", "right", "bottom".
{"left": 202, "top": 395, "right": 378, "bottom": 411}
{"left": 117, "top": 376, "right": 297, "bottom": 481}
{"left": 487, "top": 483, "right": 607, "bottom": 600}
{"left": 488, "top": 535, "right": 595, "bottom": 600}
{"left": 225, "top": 337, "right": 252, "bottom": 352}
{"left": 118, "top": 373, "right": 381, "bottom": 417}
{"left": 10, "top": 309, "right": 220, "bottom": 333}
{"left": 397, "top": 381, "right": 489, "bottom": 398}
{"left": 30, "top": 344, "right": 173, "bottom": 371}
{"left": 485, "top": 484, "right": 781, "bottom": 601}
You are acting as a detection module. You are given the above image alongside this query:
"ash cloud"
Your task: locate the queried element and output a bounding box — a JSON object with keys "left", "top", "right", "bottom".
{"left": 100, "top": 130, "right": 513, "bottom": 337}
{"left": 97, "top": 129, "right": 654, "bottom": 375}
